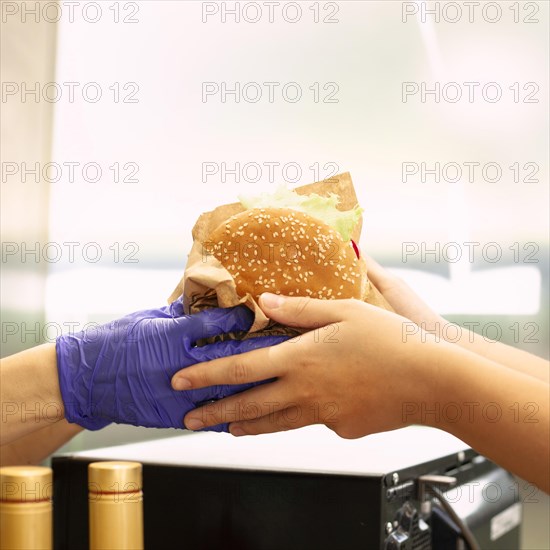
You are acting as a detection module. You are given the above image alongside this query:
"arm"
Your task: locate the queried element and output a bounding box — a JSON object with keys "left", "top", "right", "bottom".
{"left": 174, "top": 294, "right": 550, "bottom": 493}
{"left": 0, "top": 304, "right": 286, "bottom": 448}
{"left": 365, "top": 256, "right": 549, "bottom": 383}
{"left": 0, "top": 420, "right": 83, "bottom": 467}
{"left": 0, "top": 343, "right": 64, "bottom": 446}
{"left": 417, "top": 342, "right": 549, "bottom": 493}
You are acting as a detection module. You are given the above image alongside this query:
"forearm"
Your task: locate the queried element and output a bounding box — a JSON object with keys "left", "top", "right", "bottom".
{"left": 0, "top": 343, "right": 65, "bottom": 445}
{"left": 0, "top": 420, "right": 83, "bottom": 467}
{"left": 453, "top": 324, "right": 549, "bottom": 383}
{"left": 410, "top": 340, "right": 550, "bottom": 493}
{"left": 420, "top": 315, "right": 549, "bottom": 384}
{"left": 367, "top": 260, "right": 549, "bottom": 384}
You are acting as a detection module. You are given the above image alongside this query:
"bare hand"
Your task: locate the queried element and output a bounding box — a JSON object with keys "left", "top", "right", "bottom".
{"left": 173, "top": 294, "right": 435, "bottom": 437}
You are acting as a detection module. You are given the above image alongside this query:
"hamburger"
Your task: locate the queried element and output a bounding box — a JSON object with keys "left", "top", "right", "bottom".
{"left": 203, "top": 187, "right": 366, "bottom": 304}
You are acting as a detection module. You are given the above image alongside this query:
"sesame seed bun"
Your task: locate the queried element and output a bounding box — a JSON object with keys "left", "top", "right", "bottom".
{"left": 204, "top": 208, "right": 367, "bottom": 301}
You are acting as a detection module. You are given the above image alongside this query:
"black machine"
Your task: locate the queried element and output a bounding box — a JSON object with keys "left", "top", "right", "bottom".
{"left": 53, "top": 426, "right": 521, "bottom": 549}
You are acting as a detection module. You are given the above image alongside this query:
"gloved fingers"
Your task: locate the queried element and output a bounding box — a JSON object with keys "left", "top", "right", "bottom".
{"left": 171, "top": 305, "right": 256, "bottom": 344}
{"left": 169, "top": 295, "right": 185, "bottom": 318}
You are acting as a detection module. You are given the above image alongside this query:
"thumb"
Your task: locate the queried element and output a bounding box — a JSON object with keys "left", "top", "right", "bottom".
{"left": 258, "top": 293, "right": 347, "bottom": 329}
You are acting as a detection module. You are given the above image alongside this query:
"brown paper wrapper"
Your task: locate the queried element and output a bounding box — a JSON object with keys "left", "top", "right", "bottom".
{"left": 168, "top": 172, "right": 392, "bottom": 339}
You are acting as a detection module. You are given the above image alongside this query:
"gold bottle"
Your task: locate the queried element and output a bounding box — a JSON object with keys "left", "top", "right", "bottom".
{"left": 0, "top": 466, "right": 53, "bottom": 550}
{"left": 88, "top": 461, "right": 143, "bottom": 550}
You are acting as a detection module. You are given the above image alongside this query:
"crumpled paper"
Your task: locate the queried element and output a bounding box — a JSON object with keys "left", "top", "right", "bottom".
{"left": 168, "top": 172, "right": 392, "bottom": 339}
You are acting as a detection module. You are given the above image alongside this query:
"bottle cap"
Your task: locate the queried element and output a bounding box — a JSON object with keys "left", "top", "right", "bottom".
{"left": 0, "top": 466, "right": 53, "bottom": 502}
{"left": 88, "top": 461, "right": 142, "bottom": 493}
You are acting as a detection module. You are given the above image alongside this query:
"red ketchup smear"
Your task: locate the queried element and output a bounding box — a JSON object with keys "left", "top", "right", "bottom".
{"left": 351, "top": 239, "right": 360, "bottom": 259}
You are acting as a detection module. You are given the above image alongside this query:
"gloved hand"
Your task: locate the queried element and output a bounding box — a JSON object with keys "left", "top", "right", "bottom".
{"left": 56, "top": 299, "right": 287, "bottom": 431}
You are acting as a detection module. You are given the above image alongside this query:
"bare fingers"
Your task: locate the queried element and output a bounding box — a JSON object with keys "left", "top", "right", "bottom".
{"left": 183, "top": 381, "right": 290, "bottom": 430}
{"left": 228, "top": 400, "right": 341, "bottom": 437}
{"left": 172, "top": 343, "right": 286, "bottom": 391}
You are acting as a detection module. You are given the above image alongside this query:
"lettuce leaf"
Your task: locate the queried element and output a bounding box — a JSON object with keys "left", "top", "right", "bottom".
{"left": 238, "top": 186, "right": 363, "bottom": 242}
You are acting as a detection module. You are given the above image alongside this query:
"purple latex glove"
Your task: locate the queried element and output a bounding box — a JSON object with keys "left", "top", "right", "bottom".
{"left": 56, "top": 300, "right": 287, "bottom": 432}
